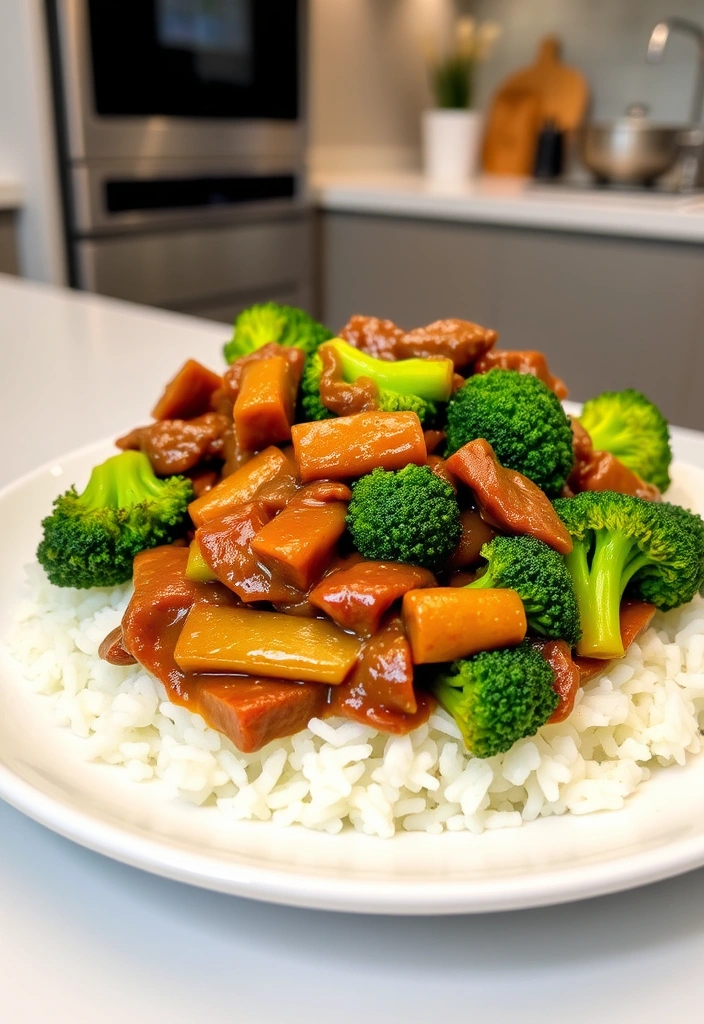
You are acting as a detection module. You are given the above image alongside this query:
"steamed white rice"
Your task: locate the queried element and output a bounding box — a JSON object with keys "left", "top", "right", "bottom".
{"left": 8, "top": 562, "right": 704, "bottom": 837}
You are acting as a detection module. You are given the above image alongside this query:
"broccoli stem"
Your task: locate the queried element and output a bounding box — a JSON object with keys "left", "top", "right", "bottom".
{"left": 328, "top": 339, "right": 453, "bottom": 403}
{"left": 566, "top": 529, "right": 638, "bottom": 658}
{"left": 465, "top": 568, "right": 495, "bottom": 590}
{"left": 80, "top": 451, "right": 164, "bottom": 510}
{"left": 432, "top": 679, "right": 472, "bottom": 747}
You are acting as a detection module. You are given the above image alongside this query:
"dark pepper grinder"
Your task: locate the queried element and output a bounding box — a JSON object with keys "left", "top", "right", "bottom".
{"left": 533, "top": 118, "right": 564, "bottom": 179}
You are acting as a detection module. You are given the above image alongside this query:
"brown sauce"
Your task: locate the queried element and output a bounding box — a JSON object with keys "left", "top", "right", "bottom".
{"left": 317, "top": 343, "right": 379, "bottom": 416}
{"left": 116, "top": 412, "right": 231, "bottom": 475}
{"left": 446, "top": 438, "right": 573, "bottom": 555}
{"left": 115, "top": 544, "right": 433, "bottom": 751}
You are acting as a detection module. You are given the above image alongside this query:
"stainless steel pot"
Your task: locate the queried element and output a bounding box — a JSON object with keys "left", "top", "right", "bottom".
{"left": 577, "top": 106, "right": 687, "bottom": 185}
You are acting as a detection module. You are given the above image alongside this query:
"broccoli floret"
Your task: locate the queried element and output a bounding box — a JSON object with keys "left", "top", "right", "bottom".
{"left": 223, "top": 302, "right": 333, "bottom": 364}
{"left": 579, "top": 388, "right": 672, "bottom": 492}
{"left": 553, "top": 491, "right": 704, "bottom": 659}
{"left": 346, "top": 464, "right": 461, "bottom": 570}
{"left": 445, "top": 368, "right": 574, "bottom": 496}
{"left": 299, "top": 350, "right": 333, "bottom": 421}
{"left": 298, "top": 339, "right": 452, "bottom": 425}
{"left": 431, "top": 643, "right": 558, "bottom": 758}
{"left": 37, "top": 451, "right": 194, "bottom": 589}
{"left": 467, "top": 535, "right": 581, "bottom": 646}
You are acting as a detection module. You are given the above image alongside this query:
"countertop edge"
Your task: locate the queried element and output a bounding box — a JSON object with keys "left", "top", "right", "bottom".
{"left": 314, "top": 177, "right": 704, "bottom": 245}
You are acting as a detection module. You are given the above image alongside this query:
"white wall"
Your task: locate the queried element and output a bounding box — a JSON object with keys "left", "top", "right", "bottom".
{"left": 308, "top": 0, "right": 457, "bottom": 171}
{"left": 308, "top": 0, "right": 704, "bottom": 173}
{"left": 0, "top": 0, "right": 66, "bottom": 284}
{"left": 462, "top": 0, "right": 704, "bottom": 123}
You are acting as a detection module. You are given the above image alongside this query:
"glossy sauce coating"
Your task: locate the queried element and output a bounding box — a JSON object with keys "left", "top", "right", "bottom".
{"left": 446, "top": 438, "right": 573, "bottom": 555}
{"left": 397, "top": 319, "right": 498, "bottom": 370}
{"left": 317, "top": 343, "right": 378, "bottom": 416}
{"left": 309, "top": 559, "right": 436, "bottom": 636}
{"left": 402, "top": 586, "right": 527, "bottom": 664}
{"left": 338, "top": 314, "right": 405, "bottom": 361}
{"left": 445, "top": 508, "right": 498, "bottom": 569}
{"left": 534, "top": 639, "right": 582, "bottom": 723}
{"left": 291, "top": 411, "right": 427, "bottom": 482}
{"left": 474, "top": 349, "right": 568, "bottom": 400}
{"left": 250, "top": 488, "right": 349, "bottom": 592}
{"left": 196, "top": 501, "right": 303, "bottom": 603}
{"left": 173, "top": 603, "right": 362, "bottom": 684}
{"left": 233, "top": 355, "right": 298, "bottom": 450}
{"left": 151, "top": 359, "right": 223, "bottom": 420}
{"left": 189, "top": 445, "right": 298, "bottom": 526}
{"left": 116, "top": 412, "right": 230, "bottom": 475}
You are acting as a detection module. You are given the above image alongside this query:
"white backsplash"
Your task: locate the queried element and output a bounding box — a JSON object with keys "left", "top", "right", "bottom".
{"left": 462, "top": 0, "right": 704, "bottom": 124}
{"left": 308, "top": 0, "right": 704, "bottom": 174}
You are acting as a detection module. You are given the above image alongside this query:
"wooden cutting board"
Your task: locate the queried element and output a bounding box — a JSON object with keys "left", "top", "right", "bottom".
{"left": 482, "top": 36, "right": 589, "bottom": 175}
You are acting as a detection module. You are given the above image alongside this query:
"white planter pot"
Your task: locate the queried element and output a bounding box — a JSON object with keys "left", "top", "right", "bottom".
{"left": 422, "top": 109, "right": 483, "bottom": 183}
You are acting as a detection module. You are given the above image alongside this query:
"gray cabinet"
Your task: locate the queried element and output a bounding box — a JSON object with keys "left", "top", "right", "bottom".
{"left": 319, "top": 211, "right": 704, "bottom": 430}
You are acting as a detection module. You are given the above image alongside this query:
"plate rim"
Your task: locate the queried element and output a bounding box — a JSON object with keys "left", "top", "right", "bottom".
{"left": 3, "top": 436, "right": 704, "bottom": 915}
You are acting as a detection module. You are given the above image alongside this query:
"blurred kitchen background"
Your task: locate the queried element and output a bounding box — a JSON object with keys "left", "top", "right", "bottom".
{"left": 1, "top": 1, "right": 704, "bottom": 425}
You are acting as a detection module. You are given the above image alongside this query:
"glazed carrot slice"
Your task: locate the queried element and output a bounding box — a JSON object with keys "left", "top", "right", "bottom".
{"left": 189, "top": 446, "right": 297, "bottom": 526}
{"left": 291, "top": 411, "right": 426, "bottom": 482}
{"left": 402, "top": 587, "right": 527, "bottom": 664}
{"left": 234, "top": 355, "right": 297, "bottom": 451}
{"left": 174, "top": 604, "right": 362, "bottom": 684}
{"left": 250, "top": 490, "right": 349, "bottom": 592}
{"left": 151, "top": 358, "right": 222, "bottom": 420}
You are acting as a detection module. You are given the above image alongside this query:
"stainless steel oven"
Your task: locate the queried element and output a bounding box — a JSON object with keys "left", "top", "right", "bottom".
{"left": 46, "top": 0, "right": 312, "bottom": 322}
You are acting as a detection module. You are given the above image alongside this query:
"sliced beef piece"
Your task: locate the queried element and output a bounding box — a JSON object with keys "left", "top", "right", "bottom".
{"left": 116, "top": 412, "right": 231, "bottom": 475}
{"left": 397, "top": 319, "right": 498, "bottom": 371}
{"left": 309, "top": 560, "right": 436, "bottom": 637}
{"left": 328, "top": 615, "right": 418, "bottom": 720}
{"left": 446, "top": 438, "right": 573, "bottom": 554}
{"left": 196, "top": 678, "right": 328, "bottom": 754}
{"left": 445, "top": 508, "right": 498, "bottom": 570}
{"left": 532, "top": 639, "right": 581, "bottom": 724}
{"left": 474, "top": 349, "right": 568, "bottom": 400}
{"left": 338, "top": 314, "right": 405, "bottom": 361}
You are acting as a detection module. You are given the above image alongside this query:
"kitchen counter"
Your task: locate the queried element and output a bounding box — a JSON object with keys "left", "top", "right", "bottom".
{"left": 3, "top": 274, "right": 704, "bottom": 1022}
{"left": 314, "top": 171, "right": 704, "bottom": 244}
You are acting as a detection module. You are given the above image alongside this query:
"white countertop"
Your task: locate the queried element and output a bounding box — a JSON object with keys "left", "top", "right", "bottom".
{"left": 0, "top": 179, "right": 23, "bottom": 210}
{"left": 3, "top": 274, "right": 704, "bottom": 1022}
{"left": 315, "top": 171, "right": 704, "bottom": 244}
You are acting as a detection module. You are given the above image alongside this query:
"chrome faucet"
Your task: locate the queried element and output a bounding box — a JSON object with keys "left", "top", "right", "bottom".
{"left": 647, "top": 17, "right": 704, "bottom": 124}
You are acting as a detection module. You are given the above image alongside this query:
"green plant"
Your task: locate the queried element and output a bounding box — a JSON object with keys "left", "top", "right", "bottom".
{"left": 424, "top": 17, "right": 502, "bottom": 110}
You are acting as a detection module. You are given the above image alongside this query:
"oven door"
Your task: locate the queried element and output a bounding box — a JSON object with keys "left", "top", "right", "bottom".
{"left": 51, "top": 0, "right": 304, "bottom": 162}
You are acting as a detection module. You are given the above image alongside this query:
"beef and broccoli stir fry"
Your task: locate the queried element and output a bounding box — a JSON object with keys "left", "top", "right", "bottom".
{"left": 37, "top": 302, "right": 704, "bottom": 758}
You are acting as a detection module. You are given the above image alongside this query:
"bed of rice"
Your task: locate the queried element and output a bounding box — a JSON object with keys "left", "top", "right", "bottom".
{"left": 7, "top": 563, "right": 704, "bottom": 838}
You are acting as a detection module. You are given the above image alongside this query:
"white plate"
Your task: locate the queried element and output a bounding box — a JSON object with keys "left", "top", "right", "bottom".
{"left": 2, "top": 436, "right": 704, "bottom": 916}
